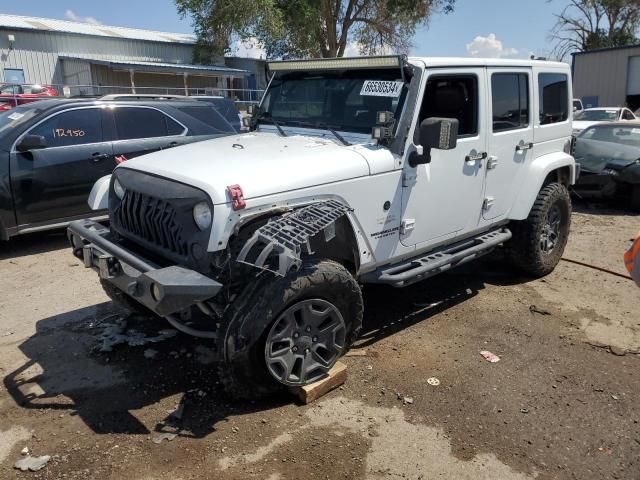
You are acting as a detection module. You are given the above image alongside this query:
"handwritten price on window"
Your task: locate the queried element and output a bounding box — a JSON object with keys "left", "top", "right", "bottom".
{"left": 53, "top": 128, "right": 86, "bottom": 138}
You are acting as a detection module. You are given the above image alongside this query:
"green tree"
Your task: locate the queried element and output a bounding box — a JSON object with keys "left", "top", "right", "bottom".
{"left": 549, "top": 0, "right": 640, "bottom": 59}
{"left": 176, "top": 0, "right": 455, "bottom": 61}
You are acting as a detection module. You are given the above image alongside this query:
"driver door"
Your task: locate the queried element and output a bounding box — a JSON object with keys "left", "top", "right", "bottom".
{"left": 400, "top": 68, "right": 488, "bottom": 247}
{"left": 10, "top": 107, "right": 114, "bottom": 226}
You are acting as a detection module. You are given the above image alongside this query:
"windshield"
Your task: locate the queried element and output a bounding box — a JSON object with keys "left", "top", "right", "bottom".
{"left": 259, "top": 69, "right": 408, "bottom": 134}
{"left": 0, "top": 105, "right": 42, "bottom": 136}
{"left": 574, "top": 109, "right": 618, "bottom": 121}
{"left": 574, "top": 125, "right": 640, "bottom": 172}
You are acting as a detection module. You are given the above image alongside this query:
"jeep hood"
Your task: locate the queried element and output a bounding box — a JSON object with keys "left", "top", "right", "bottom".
{"left": 116, "top": 132, "right": 372, "bottom": 204}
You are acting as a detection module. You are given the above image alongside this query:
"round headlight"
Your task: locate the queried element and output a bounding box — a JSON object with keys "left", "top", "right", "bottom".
{"left": 193, "top": 202, "right": 212, "bottom": 231}
{"left": 113, "top": 178, "right": 125, "bottom": 200}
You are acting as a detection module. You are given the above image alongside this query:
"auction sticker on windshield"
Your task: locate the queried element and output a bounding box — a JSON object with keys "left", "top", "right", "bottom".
{"left": 360, "top": 80, "right": 404, "bottom": 97}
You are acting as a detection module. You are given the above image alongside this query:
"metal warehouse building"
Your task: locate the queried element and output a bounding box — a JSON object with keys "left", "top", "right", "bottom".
{"left": 573, "top": 45, "right": 640, "bottom": 111}
{"left": 0, "top": 14, "right": 266, "bottom": 100}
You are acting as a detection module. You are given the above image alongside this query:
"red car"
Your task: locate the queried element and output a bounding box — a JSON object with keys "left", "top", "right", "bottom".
{"left": 0, "top": 84, "right": 59, "bottom": 111}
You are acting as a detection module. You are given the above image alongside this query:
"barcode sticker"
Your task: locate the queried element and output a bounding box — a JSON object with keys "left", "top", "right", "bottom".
{"left": 360, "top": 80, "right": 404, "bottom": 97}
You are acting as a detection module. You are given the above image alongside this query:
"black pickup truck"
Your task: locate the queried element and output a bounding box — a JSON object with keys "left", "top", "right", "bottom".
{"left": 0, "top": 98, "right": 236, "bottom": 240}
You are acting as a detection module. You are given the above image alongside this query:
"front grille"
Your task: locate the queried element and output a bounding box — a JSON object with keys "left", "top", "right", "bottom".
{"left": 114, "top": 190, "right": 188, "bottom": 257}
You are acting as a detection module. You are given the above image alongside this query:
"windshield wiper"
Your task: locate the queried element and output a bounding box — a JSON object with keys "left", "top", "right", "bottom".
{"left": 284, "top": 120, "right": 351, "bottom": 146}
{"left": 256, "top": 113, "right": 287, "bottom": 137}
{"left": 326, "top": 127, "right": 351, "bottom": 146}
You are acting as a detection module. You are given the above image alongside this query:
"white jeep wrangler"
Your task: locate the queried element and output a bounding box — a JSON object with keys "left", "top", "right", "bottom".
{"left": 68, "top": 56, "right": 576, "bottom": 397}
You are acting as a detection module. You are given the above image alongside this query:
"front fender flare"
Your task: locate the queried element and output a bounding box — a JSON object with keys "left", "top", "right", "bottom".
{"left": 510, "top": 152, "right": 575, "bottom": 220}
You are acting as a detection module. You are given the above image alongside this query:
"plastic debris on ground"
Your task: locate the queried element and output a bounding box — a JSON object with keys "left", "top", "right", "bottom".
{"left": 427, "top": 377, "right": 440, "bottom": 386}
{"left": 14, "top": 455, "right": 51, "bottom": 472}
{"left": 480, "top": 350, "right": 500, "bottom": 363}
{"left": 152, "top": 432, "right": 177, "bottom": 444}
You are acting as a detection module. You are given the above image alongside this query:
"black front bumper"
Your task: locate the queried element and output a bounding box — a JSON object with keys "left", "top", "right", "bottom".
{"left": 68, "top": 219, "right": 222, "bottom": 317}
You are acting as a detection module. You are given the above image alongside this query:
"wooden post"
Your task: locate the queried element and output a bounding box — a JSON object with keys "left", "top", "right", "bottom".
{"left": 129, "top": 69, "right": 136, "bottom": 94}
{"left": 183, "top": 72, "right": 189, "bottom": 96}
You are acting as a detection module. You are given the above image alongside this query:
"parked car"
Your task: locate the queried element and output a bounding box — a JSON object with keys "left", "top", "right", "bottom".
{"left": 191, "top": 96, "right": 245, "bottom": 132}
{"left": 573, "top": 122, "right": 640, "bottom": 210}
{"left": 0, "top": 84, "right": 59, "bottom": 111}
{"left": 572, "top": 107, "right": 636, "bottom": 135}
{"left": 573, "top": 98, "right": 584, "bottom": 113}
{"left": 0, "top": 98, "right": 236, "bottom": 240}
{"left": 68, "top": 55, "right": 576, "bottom": 397}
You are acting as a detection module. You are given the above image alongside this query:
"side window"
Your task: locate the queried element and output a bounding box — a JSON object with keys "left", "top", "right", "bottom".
{"left": 623, "top": 109, "right": 635, "bottom": 120}
{"left": 418, "top": 75, "right": 478, "bottom": 137}
{"left": 491, "top": 73, "right": 529, "bottom": 132}
{"left": 113, "top": 107, "right": 183, "bottom": 140}
{"left": 30, "top": 108, "right": 103, "bottom": 147}
{"left": 538, "top": 73, "right": 569, "bottom": 125}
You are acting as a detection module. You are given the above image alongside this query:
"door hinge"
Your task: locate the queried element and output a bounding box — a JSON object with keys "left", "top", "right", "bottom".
{"left": 486, "top": 156, "right": 498, "bottom": 170}
{"left": 401, "top": 218, "right": 416, "bottom": 234}
{"left": 402, "top": 171, "right": 417, "bottom": 187}
{"left": 482, "top": 197, "right": 495, "bottom": 211}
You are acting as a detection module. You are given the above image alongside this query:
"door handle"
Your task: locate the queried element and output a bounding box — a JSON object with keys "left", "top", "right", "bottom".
{"left": 515, "top": 142, "right": 534, "bottom": 152}
{"left": 165, "top": 141, "right": 179, "bottom": 148}
{"left": 91, "top": 153, "right": 110, "bottom": 162}
{"left": 465, "top": 151, "right": 487, "bottom": 163}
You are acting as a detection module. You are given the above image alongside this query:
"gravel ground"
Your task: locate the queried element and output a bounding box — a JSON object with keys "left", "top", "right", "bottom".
{"left": 0, "top": 203, "right": 638, "bottom": 480}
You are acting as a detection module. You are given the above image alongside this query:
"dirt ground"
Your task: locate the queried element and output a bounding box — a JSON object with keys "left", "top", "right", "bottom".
{"left": 0, "top": 202, "right": 639, "bottom": 480}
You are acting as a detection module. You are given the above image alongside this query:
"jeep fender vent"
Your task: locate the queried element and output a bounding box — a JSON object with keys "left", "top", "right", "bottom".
{"left": 236, "top": 200, "right": 352, "bottom": 276}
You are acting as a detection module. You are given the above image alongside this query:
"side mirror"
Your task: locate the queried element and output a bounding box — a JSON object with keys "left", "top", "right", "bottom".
{"left": 17, "top": 134, "right": 48, "bottom": 152}
{"left": 409, "top": 117, "right": 459, "bottom": 167}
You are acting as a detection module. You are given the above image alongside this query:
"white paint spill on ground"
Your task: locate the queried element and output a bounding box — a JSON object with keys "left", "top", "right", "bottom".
{"left": 217, "top": 397, "right": 534, "bottom": 479}
{"left": 0, "top": 426, "right": 31, "bottom": 464}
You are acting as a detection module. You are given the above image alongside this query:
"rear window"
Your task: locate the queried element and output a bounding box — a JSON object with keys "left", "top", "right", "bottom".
{"left": 539, "top": 73, "right": 569, "bottom": 125}
{"left": 176, "top": 106, "right": 236, "bottom": 134}
{"left": 113, "top": 107, "right": 185, "bottom": 140}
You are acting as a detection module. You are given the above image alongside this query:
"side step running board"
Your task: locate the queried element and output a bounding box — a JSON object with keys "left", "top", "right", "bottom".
{"left": 362, "top": 228, "right": 512, "bottom": 288}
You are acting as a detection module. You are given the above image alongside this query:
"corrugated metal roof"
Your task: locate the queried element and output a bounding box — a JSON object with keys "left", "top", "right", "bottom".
{"left": 59, "top": 56, "right": 249, "bottom": 75}
{"left": 0, "top": 14, "right": 196, "bottom": 44}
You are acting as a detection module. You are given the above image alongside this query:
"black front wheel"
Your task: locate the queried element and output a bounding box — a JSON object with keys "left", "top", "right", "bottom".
{"left": 216, "top": 260, "right": 363, "bottom": 399}
{"left": 506, "top": 182, "right": 572, "bottom": 277}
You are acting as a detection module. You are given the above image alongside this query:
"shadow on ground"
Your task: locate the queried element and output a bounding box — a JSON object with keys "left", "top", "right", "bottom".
{"left": 0, "top": 229, "right": 70, "bottom": 260}
{"left": 3, "top": 257, "right": 527, "bottom": 440}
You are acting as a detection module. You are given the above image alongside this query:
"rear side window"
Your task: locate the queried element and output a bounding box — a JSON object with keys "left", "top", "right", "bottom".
{"left": 538, "top": 73, "right": 569, "bottom": 125}
{"left": 176, "top": 106, "right": 236, "bottom": 134}
{"left": 30, "top": 108, "right": 103, "bottom": 147}
{"left": 623, "top": 109, "right": 635, "bottom": 120}
{"left": 491, "top": 73, "right": 529, "bottom": 132}
{"left": 113, "top": 107, "right": 184, "bottom": 140}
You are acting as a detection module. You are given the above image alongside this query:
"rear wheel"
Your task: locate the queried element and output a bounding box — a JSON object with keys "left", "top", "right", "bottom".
{"left": 506, "top": 182, "right": 572, "bottom": 277}
{"left": 216, "top": 260, "right": 363, "bottom": 399}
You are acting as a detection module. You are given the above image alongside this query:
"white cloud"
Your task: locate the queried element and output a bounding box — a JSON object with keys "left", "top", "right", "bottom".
{"left": 231, "top": 37, "right": 266, "bottom": 59}
{"left": 465, "top": 33, "right": 518, "bottom": 58}
{"left": 64, "top": 9, "right": 102, "bottom": 25}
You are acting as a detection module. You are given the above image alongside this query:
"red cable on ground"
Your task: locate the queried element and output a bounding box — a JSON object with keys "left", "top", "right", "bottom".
{"left": 561, "top": 257, "right": 633, "bottom": 281}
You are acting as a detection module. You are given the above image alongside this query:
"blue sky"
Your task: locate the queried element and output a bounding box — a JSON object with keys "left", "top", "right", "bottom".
{"left": 1, "top": 0, "right": 561, "bottom": 59}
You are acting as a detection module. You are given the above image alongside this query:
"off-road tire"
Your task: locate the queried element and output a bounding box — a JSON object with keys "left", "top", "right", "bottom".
{"left": 216, "top": 260, "right": 363, "bottom": 399}
{"left": 631, "top": 186, "right": 640, "bottom": 212}
{"left": 100, "top": 279, "right": 155, "bottom": 317}
{"left": 506, "top": 182, "right": 572, "bottom": 277}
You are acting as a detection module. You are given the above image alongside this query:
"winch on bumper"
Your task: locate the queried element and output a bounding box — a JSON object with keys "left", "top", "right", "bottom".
{"left": 67, "top": 219, "right": 222, "bottom": 317}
